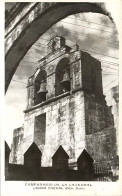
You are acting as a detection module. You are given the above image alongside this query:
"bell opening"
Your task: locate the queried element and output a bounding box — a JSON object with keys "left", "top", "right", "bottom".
{"left": 60, "top": 68, "right": 70, "bottom": 92}
{"left": 36, "top": 80, "right": 48, "bottom": 103}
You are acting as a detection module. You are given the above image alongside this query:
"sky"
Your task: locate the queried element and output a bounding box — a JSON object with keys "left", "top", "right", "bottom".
{"left": 5, "top": 4, "right": 119, "bottom": 146}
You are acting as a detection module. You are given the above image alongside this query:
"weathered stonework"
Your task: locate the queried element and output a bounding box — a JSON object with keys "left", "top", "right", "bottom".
{"left": 86, "top": 128, "right": 117, "bottom": 163}
{"left": 10, "top": 36, "right": 117, "bottom": 170}
{"left": 10, "top": 126, "right": 24, "bottom": 164}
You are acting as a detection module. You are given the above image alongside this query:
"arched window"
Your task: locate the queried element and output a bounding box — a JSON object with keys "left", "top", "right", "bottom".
{"left": 34, "top": 70, "right": 47, "bottom": 105}
{"left": 55, "top": 58, "right": 70, "bottom": 96}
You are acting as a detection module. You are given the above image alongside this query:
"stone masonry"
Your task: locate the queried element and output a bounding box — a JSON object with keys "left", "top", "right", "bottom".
{"left": 10, "top": 36, "right": 117, "bottom": 170}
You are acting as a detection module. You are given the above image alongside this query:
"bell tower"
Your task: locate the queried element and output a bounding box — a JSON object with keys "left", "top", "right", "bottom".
{"left": 11, "top": 36, "right": 117, "bottom": 170}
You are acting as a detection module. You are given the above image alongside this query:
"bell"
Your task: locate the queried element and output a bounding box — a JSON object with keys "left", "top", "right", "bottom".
{"left": 61, "top": 69, "right": 70, "bottom": 83}
{"left": 60, "top": 69, "right": 70, "bottom": 92}
{"left": 37, "top": 81, "right": 48, "bottom": 94}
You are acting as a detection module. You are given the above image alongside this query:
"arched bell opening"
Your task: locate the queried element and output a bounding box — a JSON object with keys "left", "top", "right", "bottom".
{"left": 55, "top": 58, "right": 70, "bottom": 97}
{"left": 34, "top": 70, "right": 48, "bottom": 105}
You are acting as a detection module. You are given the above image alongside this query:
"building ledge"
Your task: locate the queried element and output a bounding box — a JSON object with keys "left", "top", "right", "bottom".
{"left": 24, "top": 86, "right": 106, "bottom": 113}
{"left": 24, "top": 91, "right": 70, "bottom": 113}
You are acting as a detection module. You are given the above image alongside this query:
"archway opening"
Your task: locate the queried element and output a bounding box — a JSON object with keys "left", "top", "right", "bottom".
{"left": 55, "top": 58, "right": 70, "bottom": 96}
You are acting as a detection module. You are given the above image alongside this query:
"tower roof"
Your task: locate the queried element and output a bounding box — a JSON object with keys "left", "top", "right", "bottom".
{"left": 5, "top": 141, "right": 11, "bottom": 153}
{"left": 24, "top": 142, "right": 42, "bottom": 156}
{"left": 52, "top": 145, "right": 69, "bottom": 159}
{"left": 77, "top": 149, "right": 93, "bottom": 163}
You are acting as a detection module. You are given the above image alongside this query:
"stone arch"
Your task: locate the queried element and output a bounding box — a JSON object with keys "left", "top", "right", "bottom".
{"left": 5, "top": 2, "right": 113, "bottom": 92}
{"left": 55, "top": 57, "right": 70, "bottom": 96}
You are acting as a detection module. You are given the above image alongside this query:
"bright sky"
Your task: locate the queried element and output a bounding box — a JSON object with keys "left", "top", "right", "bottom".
{"left": 5, "top": 3, "right": 119, "bottom": 146}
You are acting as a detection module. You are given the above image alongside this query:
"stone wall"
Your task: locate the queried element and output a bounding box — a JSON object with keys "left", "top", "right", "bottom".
{"left": 81, "top": 52, "right": 103, "bottom": 96}
{"left": 11, "top": 91, "right": 116, "bottom": 168}
{"left": 9, "top": 126, "right": 24, "bottom": 163}
{"left": 84, "top": 94, "right": 114, "bottom": 135}
{"left": 86, "top": 127, "right": 117, "bottom": 165}
{"left": 14, "top": 91, "right": 86, "bottom": 167}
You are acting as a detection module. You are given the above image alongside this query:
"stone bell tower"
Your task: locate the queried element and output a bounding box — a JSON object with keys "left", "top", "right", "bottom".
{"left": 10, "top": 36, "right": 117, "bottom": 169}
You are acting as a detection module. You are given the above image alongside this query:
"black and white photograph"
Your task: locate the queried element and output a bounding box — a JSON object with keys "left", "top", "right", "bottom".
{"left": 1, "top": 1, "right": 122, "bottom": 195}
